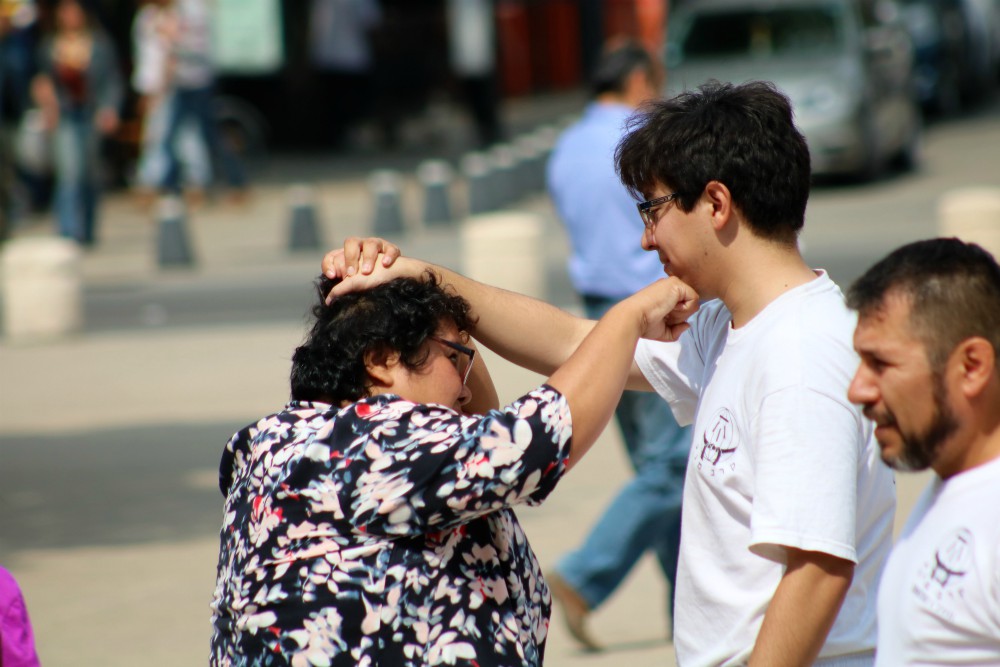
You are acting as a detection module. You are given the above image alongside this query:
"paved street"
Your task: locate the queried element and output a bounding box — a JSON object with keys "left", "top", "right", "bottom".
{"left": 2, "top": 96, "right": 997, "bottom": 665}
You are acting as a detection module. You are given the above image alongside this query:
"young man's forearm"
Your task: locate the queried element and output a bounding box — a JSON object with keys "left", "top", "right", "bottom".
{"left": 749, "top": 548, "right": 854, "bottom": 667}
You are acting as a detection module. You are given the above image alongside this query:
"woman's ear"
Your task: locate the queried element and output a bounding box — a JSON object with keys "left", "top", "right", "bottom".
{"left": 364, "top": 348, "right": 401, "bottom": 390}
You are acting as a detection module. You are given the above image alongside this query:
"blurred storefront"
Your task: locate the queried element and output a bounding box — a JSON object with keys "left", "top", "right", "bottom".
{"left": 85, "top": 0, "right": 669, "bottom": 152}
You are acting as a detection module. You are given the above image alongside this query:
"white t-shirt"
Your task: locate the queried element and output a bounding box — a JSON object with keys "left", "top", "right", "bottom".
{"left": 636, "top": 272, "right": 896, "bottom": 666}
{"left": 132, "top": 5, "right": 170, "bottom": 95}
{"left": 876, "top": 455, "right": 1000, "bottom": 665}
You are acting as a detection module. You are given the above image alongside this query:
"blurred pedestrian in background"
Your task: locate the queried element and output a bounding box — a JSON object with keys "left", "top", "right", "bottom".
{"left": 1, "top": 0, "right": 42, "bottom": 234}
{"left": 131, "top": 0, "right": 210, "bottom": 209}
{"left": 157, "top": 0, "right": 247, "bottom": 203}
{"left": 308, "top": 0, "right": 380, "bottom": 150}
{"left": 544, "top": 38, "right": 691, "bottom": 651}
{"left": 32, "top": 0, "right": 122, "bottom": 246}
{"left": 445, "top": 0, "right": 501, "bottom": 148}
{"left": 1, "top": 0, "right": 39, "bottom": 126}
{"left": 846, "top": 238, "right": 1000, "bottom": 665}
{"left": 0, "top": 565, "right": 41, "bottom": 667}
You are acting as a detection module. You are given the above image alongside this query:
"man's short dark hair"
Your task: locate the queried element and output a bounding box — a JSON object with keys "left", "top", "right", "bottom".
{"left": 615, "top": 80, "right": 811, "bottom": 244}
{"left": 589, "top": 39, "right": 658, "bottom": 98}
{"left": 848, "top": 238, "right": 1000, "bottom": 370}
{"left": 290, "top": 274, "right": 474, "bottom": 403}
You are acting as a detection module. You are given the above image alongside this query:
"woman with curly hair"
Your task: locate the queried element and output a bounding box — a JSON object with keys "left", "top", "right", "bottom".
{"left": 210, "top": 271, "right": 697, "bottom": 666}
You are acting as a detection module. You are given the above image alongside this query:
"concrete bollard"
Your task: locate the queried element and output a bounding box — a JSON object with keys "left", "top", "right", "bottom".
{"left": 417, "top": 160, "right": 454, "bottom": 227}
{"left": 937, "top": 187, "right": 1000, "bottom": 259}
{"left": 461, "top": 211, "right": 546, "bottom": 299}
{"left": 489, "top": 144, "right": 519, "bottom": 204}
{"left": 532, "top": 125, "right": 561, "bottom": 163}
{"left": 461, "top": 152, "right": 495, "bottom": 216}
{"left": 513, "top": 135, "right": 545, "bottom": 195}
{"left": 156, "top": 195, "right": 195, "bottom": 267}
{"left": 1, "top": 236, "right": 82, "bottom": 341}
{"left": 287, "top": 184, "right": 323, "bottom": 251}
{"left": 369, "top": 170, "right": 405, "bottom": 235}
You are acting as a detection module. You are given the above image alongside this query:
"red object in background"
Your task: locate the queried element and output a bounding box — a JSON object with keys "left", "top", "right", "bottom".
{"left": 542, "top": 0, "right": 581, "bottom": 89}
{"left": 496, "top": 0, "right": 533, "bottom": 97}
{"left": 604, "top": 0, "right": 667, "bottom": 55}
{"left": 604, "top": 0, "right": 638, "bottom": 39}
{"left": 636, "top": 0, "right": 667, "bottom": 54}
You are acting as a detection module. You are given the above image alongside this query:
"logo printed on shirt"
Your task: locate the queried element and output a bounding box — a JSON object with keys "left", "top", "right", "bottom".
{"left": 697, "top": 407, "right": 740, "bottom": 477}
{"left": 911, "top": 527, "right": 973, "bottom": 620}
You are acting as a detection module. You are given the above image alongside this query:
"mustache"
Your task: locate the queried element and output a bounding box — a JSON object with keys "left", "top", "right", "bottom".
{"left": 863, "top": 406, "right": 895, "bottom": 427}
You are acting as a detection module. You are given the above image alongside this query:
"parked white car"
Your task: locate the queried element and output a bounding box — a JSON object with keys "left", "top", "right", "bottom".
{"left": 665, "top": 0, "right": 923, "bottom": 180}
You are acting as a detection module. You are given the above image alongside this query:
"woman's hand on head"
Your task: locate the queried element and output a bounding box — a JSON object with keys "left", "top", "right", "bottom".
{"left": 323, "top": 255, "right": 426, "bottom": 303}
{"left": 322, "top": 237, "right": 402, "bottom": 280}
{"left": 627, "top": 277, "right": 700, "bottom": 342}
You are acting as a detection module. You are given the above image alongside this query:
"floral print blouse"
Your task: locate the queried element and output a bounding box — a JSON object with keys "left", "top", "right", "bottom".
{"left": 210, "top": 386, "right": 572, "bottom": 667}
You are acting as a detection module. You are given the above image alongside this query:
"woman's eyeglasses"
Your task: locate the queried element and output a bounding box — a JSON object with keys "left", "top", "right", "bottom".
{"left": 431, "top": 336, "right": 476, "bottom": 385}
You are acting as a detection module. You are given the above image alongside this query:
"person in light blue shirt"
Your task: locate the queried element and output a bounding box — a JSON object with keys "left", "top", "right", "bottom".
{"left": 544, "top": 39, "right": 692, "bottom": 650}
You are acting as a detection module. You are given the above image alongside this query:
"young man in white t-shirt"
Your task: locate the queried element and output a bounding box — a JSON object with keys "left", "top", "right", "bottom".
{"left": 322, "top": 81, "right": 896, "bottom": 666}
{"left": 847, "top": 238, "right": 1000, "bottom": 665}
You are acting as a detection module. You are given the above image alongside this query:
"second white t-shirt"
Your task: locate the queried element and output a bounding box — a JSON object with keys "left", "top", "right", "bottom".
{"left": 876, "top": 455, "right": 1000, "bottom": 665}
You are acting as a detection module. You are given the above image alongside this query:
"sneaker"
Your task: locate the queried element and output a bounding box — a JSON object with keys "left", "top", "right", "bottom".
{"left": 547, "top": 571, "right": 601, "bottom": 652}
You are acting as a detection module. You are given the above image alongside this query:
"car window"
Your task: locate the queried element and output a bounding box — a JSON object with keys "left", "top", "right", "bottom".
{"left": 680, "top": 6, "right": 848, "bottom": 58}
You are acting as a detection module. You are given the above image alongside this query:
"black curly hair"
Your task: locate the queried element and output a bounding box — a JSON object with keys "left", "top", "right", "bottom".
{"left": 290, "top": 273, "right": 475, "bottom": 403}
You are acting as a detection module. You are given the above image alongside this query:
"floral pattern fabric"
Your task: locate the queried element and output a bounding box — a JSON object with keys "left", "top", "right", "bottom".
{"left": 210, "top": 386, "right": 572, "bottom": 667}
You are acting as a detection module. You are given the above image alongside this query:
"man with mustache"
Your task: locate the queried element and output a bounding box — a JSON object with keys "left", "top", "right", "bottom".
{"left": 847, "top": 237, "right": 1000, "bottom": 664}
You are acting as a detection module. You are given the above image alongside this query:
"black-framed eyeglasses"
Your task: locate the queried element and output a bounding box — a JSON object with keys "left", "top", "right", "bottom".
{"left": 636, "top": 192, "right": 682, "bottom": 231}
{"left": 431, "top": 336, "right": 476, "bottom": 385}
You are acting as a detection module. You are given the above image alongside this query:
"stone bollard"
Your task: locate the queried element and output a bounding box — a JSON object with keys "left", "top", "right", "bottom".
{"left": 369, "top": 170, "right": 405, "bottom": 235}
{"left": 156, "top": 195, "right": 195, "bottom": 267}
{"left": 937, "top": 187, "right": 1000, "bottom": 259}
{"left": 513, "top": 135, "right": 545, "bottom": 195}
{"left": 461, "top": 152, "right": 494, "bottom": 216}
{"left": 417, "top": 160, "right": 454, "bottom": 227}
{"left": 532, "top": 125, "right": 561, "bottom": 165}
{"left": 489, "top": 143, "right": 519, "bottom": 204}
{"left": 1, "top": 236, "right": 82, "bottom": 341}
{"left": 461, "top": 211, "right": 546, "bottom": 299}
{"left": 287, "top": 184, "right": 323, "bottom": 251}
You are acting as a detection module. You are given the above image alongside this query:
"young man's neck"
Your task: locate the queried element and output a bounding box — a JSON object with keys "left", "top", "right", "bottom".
{"left": 714, "top": 241, "right": 817, "bottom": 328}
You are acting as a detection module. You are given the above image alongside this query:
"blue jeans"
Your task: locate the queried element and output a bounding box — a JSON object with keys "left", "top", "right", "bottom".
{"left": 556, "top": 294, "right": 692, "bottom": 618}
{"left": 1, "top": 26, "right": 38, "bottom": 119}
{"left": 159, "top": 85, "right": 245, "bottom": 193}
{"left": 53, "top": 109, "right": 100, "bottom": 244}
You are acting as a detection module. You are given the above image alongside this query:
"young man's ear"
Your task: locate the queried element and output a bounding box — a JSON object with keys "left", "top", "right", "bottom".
{"left": 703, "top": 180, "right": 733, "bottom": 232}
{"left": 364, "top": 348, "right": 401, "bottom": 389}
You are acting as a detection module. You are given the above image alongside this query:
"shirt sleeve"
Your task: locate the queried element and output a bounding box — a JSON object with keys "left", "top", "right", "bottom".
{"left": 749, "top": 386, "right": 863, "bottom": 563}
{"left": 340, "top": 385, "right": 572, "bottom": 537}
{"left": 635, "top": 329, "right": 703, "bottom": 427}
{"left": 0, "top": 568, "right": 41, "bottom": 667}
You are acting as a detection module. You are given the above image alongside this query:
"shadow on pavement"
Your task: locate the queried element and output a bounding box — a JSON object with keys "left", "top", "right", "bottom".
{"left": 0, "top": 420, "right": 248, "bottom": 562}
